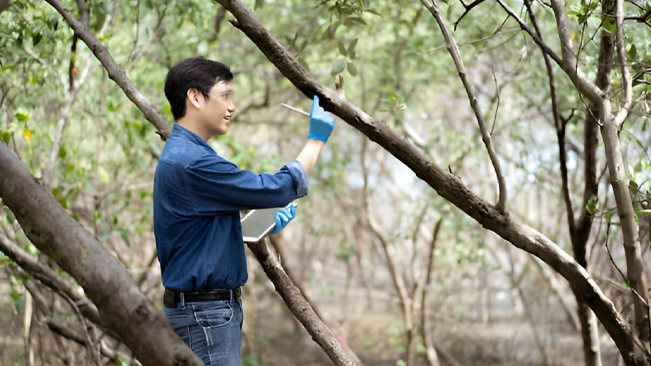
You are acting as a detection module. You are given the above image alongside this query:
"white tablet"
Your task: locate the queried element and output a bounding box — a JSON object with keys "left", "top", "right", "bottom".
{"left": 241, "top": 203, "right": 294, "bottom": 243}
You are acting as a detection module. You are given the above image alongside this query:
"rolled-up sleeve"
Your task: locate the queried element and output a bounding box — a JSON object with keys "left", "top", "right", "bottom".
{"left": 287, "top": 160, "right": 308, "bottom": 198}
{"left": 185, "top": 154, "right": 308, "bottom": 214}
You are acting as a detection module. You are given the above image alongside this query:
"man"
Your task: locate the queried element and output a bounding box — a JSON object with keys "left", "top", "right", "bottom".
{"left": 153, "top": 57, "right": 334, "bottom": 366}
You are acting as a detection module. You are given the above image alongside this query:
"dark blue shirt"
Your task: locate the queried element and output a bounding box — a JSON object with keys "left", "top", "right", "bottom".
{"left": 153, "top": 124, "right": 308, "bottom": 291}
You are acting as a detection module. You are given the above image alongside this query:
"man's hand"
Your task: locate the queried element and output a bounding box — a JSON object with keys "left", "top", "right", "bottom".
{"left": 270, "top": 203, "right": 296, "bottom": 235}
{"left": 307, "top": 96, "right": 335, "bottom": 143}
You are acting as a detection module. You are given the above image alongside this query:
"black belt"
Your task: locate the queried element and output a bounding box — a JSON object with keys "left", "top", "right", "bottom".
{"left": 164, "top": 287, "right": 242, "bottom": 308}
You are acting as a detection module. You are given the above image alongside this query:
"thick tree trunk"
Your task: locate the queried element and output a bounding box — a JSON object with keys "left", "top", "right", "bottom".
{"left": 213, "top": 1, "right": 643, "bottom": 363}
{"left": 0, "top": 142, "right": 201, "bottom": 366}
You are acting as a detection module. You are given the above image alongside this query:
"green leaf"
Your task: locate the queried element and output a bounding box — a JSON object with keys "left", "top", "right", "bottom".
{"left": 4, "top": 206, "right": 15, "bottom": 224}
{"left": 331, "top": 58, "right": 346, "bottom": 76}
{"left": 15, "top": 112, "right": 29, "bottom": 123}
{"left": 347, "top": 38, "right": 358, "bottom": 55}
{"left": 621, "top": 300, "right": 633, "bottom": 314}
{"left": 1, "top": 131, "right": 10, "bottom": 144}
{"left": 635, "top": 209, "right": 651, "bottom": 216}
{"left": 58, "top": 145, "right": 67, "bottom": 159}
{"left": 113, "top": 357, "right": 129, "bottom": 366}
{"left": 602, "top": 18, "right": 616, "bottom": 33}
{"left": 364, "top": 8, "right": 383, "bottom": 16}
{"left": 344, "top": 17, "right": 366, "bottom": 26}
{"left": 98, "top": 231, "right": 111, "bottom": 243}
{"left": 627, "top": 43, "right": 637, "bottom": 60}
{"left": 586, "top": 196, "right": 598, "bottom": 215}
{"left": 337, "top": 41, "right": 347, "bottom": 56}
{"left": 116, "top": 229, "right": 131, "bottom": 247}
{"left": 347, "top": 61, "right": 357, "bottom": 76}
{"left": 32, "top": 32, "right": 42, "bottom": 46}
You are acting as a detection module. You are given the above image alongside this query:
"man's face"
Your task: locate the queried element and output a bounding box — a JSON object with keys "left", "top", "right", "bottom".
{"left": 202, "top": 80, "right": 235, "bottom": 137}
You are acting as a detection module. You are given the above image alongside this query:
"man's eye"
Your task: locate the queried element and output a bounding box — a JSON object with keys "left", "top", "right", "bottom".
{"left": 222, "top": 92, "right": 232, "bottom": 100}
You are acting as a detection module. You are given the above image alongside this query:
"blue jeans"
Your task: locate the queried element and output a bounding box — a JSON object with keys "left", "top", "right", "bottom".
{"left": 164, "top": 299, "right": 243, "bottom": 366}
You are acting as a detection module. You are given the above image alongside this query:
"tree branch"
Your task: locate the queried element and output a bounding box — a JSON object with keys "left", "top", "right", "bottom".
{"left": 421, "top": 218, "right": 443, "bottom": 366}
{"left": 212, "top": 1, "right": 642, "bottom": 363}
{"left": 495, "top": 0, "right": 606, "bottom": 105}
{"left": 613, "top": 0, "right": 633, "bottom": 128}
{"left": 125, "top": 6, "right": 167, "bottom": 72}
{"left": 523, "top": 0, "right": 575, "bottom": 228}
{"left": 0, "top": 234, "right": 102, "bottom": 326}
{"left": 624, "top": 7, "right": 651, "bottom": 24}
{"left": 42, "top": 319, "right": 133, "bottom": 362}
{"left": 43, "top": 45, "right": 98, "bottom": 187}
{"left": 44, "top": 0, "right": 171, "bottom": 140}
{"left": 57, "top": 289, "right": 103, "bottom": 366}
{"left": 453, "top": 0, "right": 486, "bottom": 30}
{"left": 246, "top": 238, "right": 364, "bottom": 366}
{"left": 420, "top": 0, "right": 508, "bottom": 212}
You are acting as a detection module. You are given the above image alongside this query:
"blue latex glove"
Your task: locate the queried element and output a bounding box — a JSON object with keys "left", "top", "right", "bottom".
{"left": 269, "top": 203, "right": 296, "bottom": 235}
{"left": 307, "top": 95, "right": 335, "bottom": 143}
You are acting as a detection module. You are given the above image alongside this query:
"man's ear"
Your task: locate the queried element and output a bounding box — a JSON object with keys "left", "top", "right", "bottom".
{"left": 186, "top": 89, "right": 203, "bottom": 110}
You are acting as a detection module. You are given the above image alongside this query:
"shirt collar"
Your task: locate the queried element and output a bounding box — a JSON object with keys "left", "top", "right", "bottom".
{"left": 172, "top": 124, "right": 213, "bottom": 150}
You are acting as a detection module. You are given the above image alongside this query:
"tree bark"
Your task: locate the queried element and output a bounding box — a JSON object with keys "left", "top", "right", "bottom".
{"left": 0, "top": 0, "right": 11, "bottom": 15}
{"left": 213, "top": 1, "right": 642, "bottom": 363}
{"left": 0, "top": 142, "right": 201, "bottom": 366}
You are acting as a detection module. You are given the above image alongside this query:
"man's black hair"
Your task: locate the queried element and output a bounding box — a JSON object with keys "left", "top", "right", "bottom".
{"left": 164, "top": 57, "right": 234, "bottom": 121}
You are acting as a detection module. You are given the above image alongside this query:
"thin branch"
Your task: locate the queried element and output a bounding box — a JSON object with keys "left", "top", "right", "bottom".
{"left": 208, "top": 5, "right": 228, "bottom": 43}
{"left": 420, "top": 0, "right": 508, "bottom": 212}
{"left": 489, "top": 65, "right": 500, "bottom": 135}
{"left": 44, "top": 0, "right": 171, "bottom": 139}
{"left": 126, "top": 0, "right": 141, "bottom": 67}
{"left": 74, "top": 0, "right": 90, "bottom": 27}
{"left": 495, "top": 0, "right": 606, "bottom": 104}
{"left": 42, "top": 9, "right": 115, "bottom": 187}
{"left": 57, "top": 290, "right": 103, "bottom": 366}
{"left": 22, "top": 46, "right": 67, "bottom": 88}
{"left": 453, "top": 0, "right": 486, "bottom": 30}
{"left": 43, "top": 52, "right": 96, "bottom": 187}
{"left": 125, "top": 6, "right": 167, "bottom": 72}
{"left": 604, "top": 227, "right": 649, "bottom": 309}
{"left": 524, "top": 0, "right": 577, "bottom": 235}
{"left": 267, "top": 235, "right": 329, "bottom": 324}
{"left": 0, "top": 234, "right": 102, "bottom": 326}
{"left": 614, "top": 0, "right": 633, "bottom": 128}
{"left": 69, "top": 0, "right": 90, "bottom": 92}
{"left": 624, "top": 7, "right": 651, "bottom": 23}
{"left": 421, "top": 218, "right": 443, "bottom": 366}
{"left": 41, "top": 319, "right": 132, "bottom": 362}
